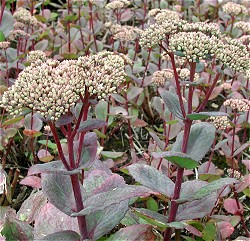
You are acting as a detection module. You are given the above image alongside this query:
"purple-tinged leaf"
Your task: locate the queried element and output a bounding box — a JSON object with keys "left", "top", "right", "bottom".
{"left": 132, "top": 208, "right": 168, "bottom": 230}
{"left": 235, "top": 174, "right": 250, "bottom": 193}
{"left": 152, "top": 151, "right": 199, "bottom": 169}
{"left": 198, "top": 161, "right": 217, "bottom": 174}
{"left": 217, "top": 221, "right": 234, "bottom": 239}
{"left": 28, "top": 161, "right": 80, "bottom": 175}
{"left": 0, "top": 217, "right": 33, "bottom": 241}
{"left": 34, "top": 203, "right": 79, "bottom": 240}
{"left": 127, "top": 87, "right": 144, "bottom": 101}
{"left": 224, "top": 198, "right": 243, "bottom": 215}
{"left": 185, "top": 225, "right": 202, "bottom": 237}
{"left": 88, "top": 201, "right": 129, "bottom": 240}
{"left": 77, "top": 119, "right": 107, "bottom": 133}
{"left": 41, "top": 173, "right": 75, "bottom": 215}
{"left": 40, "top": 230, "right": 80, "bottom": 241}
{"left": 178, "top": 178, "right": 237, "bottom": 203}
{"left": 111, "top": 93, "right": 126, "bottom": 104}
{"left": 72, "top": 186, "right": 153, "bottom": 216}
{"left": 172, "top": 122, "right": 216, "bottom": 162}
{"left": 242, "top": 160, "right": 250, "bottom": 171}
{"left": 0, "top": 207, "right": 16, "bottom": 225}
{"left": 149, "top": 132, "right": 165, "bottom": 151}
{"left": 120, "top": 9, "right": 134, "bottom": 22}
{"left": 128, "top": 164, "right": 174, "bottom": 197}
{"left": 24, "top": 113, "right": 43, "bottom": 131}
{"left": 106, "top": 224, "right": 156, "bottom": 241}
{"left": 20, "top": 176, "right": 41, "bottom": 189}
{"left": 17, "top": 191, "right": 47, "bottom": 224}
{"left": 55, "top": 115, "right": 74, "bottom": 127}
{"left": 233, "top": 143, "right": 250, "bottom": 157}
{"left": 176, "top": 193, "right": 217, "bottom": 221}
{"left": 79, "top": 132, "right": 98, "bottom": 169}
{"left": 37, "top": 149, "right": 54, "bottom": 163}
{"left": 160, "top": 90, "right": 185, "bottom": 120}
{"left": 110, "top": 106, "right": 128, "bottom": 116}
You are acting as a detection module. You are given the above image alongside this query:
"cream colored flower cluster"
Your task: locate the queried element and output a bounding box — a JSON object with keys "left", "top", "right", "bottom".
{"left": 182, "top": 22, "right": 221, "bottom": 38}
{"left": 154, "top": 9, "right": 180, "bottom": 21}
{"left": 76, "top": 51, "right": 129, "bottom": 99}
{"left": 222, "top": 2, "right": 247, "bottom": 16}
{"left": 13, "top": 22, "right": 25, "bottom": 30}
{"left": 107, "top": 24, "right": 142, "bottom": 42}
{"left": 169, "top": 32, "right": 220, "bottom": 62}
{"left": 139, "top": 20, "right": 186, "bottom": 48}
{"left": 13, "top": 7, "right": 42, "bottom": 28}
{"left": 209, "top": 116, "right": 230, "bottom": 130}
{"left": 0, "top": 59, "right": 79, "bottom": 120}
{"left": 106, "top": 0, "right": 130, "bottom": 10}
{"left": 234, "top": 21, "right": 250, "bottom": 33}
{"left": 27, "top": 50, "right": 47, "bottom": 62}
{"left": 217, "top": 38, "right": 249, "bottom": 72}
{"left": 176, "top": 68, "right": 199, "bottom": 81}
{"left": 0, "top": 41, "right": 10, "bottom": 50}
{"left": 8, "top": 30, "right": 30, "bottom": 41}
{"left": 224, "top": 98, "right": 250, "bottom": 112}
{"left": 152, "top": 69, "right": 174, "bottom": 86}
{"left": 1, "top": 52, "right": 129, "bottom": 120}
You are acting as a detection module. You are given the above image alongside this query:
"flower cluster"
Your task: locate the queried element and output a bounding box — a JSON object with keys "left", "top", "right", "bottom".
{"left": 107, "top": 24, "right": 142, "bottom": 42}
{"left": 76, "top": 51, "right": 129, "bottom": 99}
{"left": 1, "top": 51, "right": 129, "bottom": 120}
{"left": 222, "top": 2, "right": 247, "bottom": 16}
{"left": 0, "top": 41, "right": 10, "bottom": 50}
{"left": 8, "top": 30, "right": 30, "bottom": 41}
{"left": 13, "top": 22, "right": 25, "bottom": 30}
{"left": 154, "top": 9, "right": 180, "bottom": 21}
{"left": 106, "top": 0, "right": 130, "bottom": 10}
{"left": 0, "top": 59, "right": 79, "bottom": 120}
{"left": 217, "top": 38, "right": 249, "bottom": 72}
{"left": 139, "top": 20, "right": 186, "bottom": 48}
{"left": 227, "top": 168, "right": 241, "bottom": 180}
{"left": 152, "top": 69, "right": 174, "bottom": 86}
{"left": 27, "top": 50, "right": 47, "bottom": 62}
{"left": 224, "top": 99, "right": 250, "bottom": 112}
{"left": 176, "top": 68, "right": 199, "bottom": 81}
{"left": 169, "top": 32, "right": 220, "bottom": 62}
{"left": 234, "top": 21, "right": 250, "bottom": 34}
{"left": 209, "top": 116, "right": 231, "bottom": 130}
{"left": 182, "top": 22, "right": 221, "bottom": 38}
{"left": 13, "top": 7, "right": 42, "bottom": 28}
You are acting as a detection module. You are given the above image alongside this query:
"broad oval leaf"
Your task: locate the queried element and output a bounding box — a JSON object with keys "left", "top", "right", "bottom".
{"left": 186, "top": 111, "right": 228, "bottom": 121}
{"left": 40, "top": 230, "right": 81, "bottom": 241}
{"left": 41, "top": 173, "right": 75, "bottom": 215}
{"left": 77, "top": 119, "right": 107, "bottom": 133}
{"left": 72, "top": 186, "right": 153, "bottom": 216}
{"left": 127, "top": 164, "right": 175, "bottom": 197}
{"left": 172, "top": 122, "right": 216, "bottom": 162}
{"left": 160, "top": 90, "right": 185, "bottom": 120}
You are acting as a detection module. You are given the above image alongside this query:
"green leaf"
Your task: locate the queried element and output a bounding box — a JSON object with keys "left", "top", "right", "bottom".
{"left": 38, "top": 140, "right": 57, "bottom": 150}
{"left": 2, "top": 116, "right": 24, "bottom": 127}
{"left": 202, "top": 222, "right": 216, "bottom": 241}
{"left": 160, "top": 90, "right": 185, "bottom": 120}
{"left": 101, "top": 151, "right": 124, "bottom": 159}
{"left": 146, "top": 197, "right": 158, "bottom": 212}
{"left": 1, "top": 217, "right": 33, "bottom": 241}
{"left": 186, "top": 111, "right": 228, "bottom": 120}
{"left": 152, "top": 151, "right": 199, "bottom": 169}
{"left": 0, "top": 31, "right": 5, "bottom": 41}
{"left": 172, "top": 122, "right": 216, "bottom": 162}
{"left": 132, "top": 208, "right": 168, "bottom": 230}
{"left": 199, "top": 174, "right": 221, "bottom": 182}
